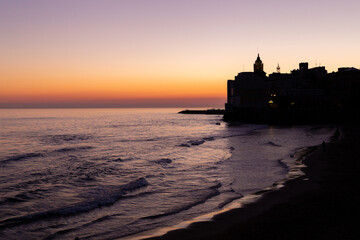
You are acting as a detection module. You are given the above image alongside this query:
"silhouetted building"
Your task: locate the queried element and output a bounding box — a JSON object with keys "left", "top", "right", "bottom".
{"left": 254, "top": 54, "right": 264, "bottom": 73}
{"left": 225, "top": 55, "right": 360, "bottom": 123}
{"left": 299, "top": 62, "right": 308, "bottom": 71}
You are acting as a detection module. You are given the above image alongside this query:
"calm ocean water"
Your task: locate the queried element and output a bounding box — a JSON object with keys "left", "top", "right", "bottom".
{"left": 0, "top": 108, "right": 334, "bottom": 239}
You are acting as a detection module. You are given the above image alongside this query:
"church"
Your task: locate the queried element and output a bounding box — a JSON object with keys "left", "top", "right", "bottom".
{"left": 224, "top": 54, "right": 360, "bottom": 123}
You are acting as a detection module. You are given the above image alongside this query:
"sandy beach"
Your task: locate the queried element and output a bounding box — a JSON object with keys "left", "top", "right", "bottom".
{"left": 145, "top": 124, "right": 360, "bottom": 240}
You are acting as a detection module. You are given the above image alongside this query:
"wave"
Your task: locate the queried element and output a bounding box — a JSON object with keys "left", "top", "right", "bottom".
{"left": 0, "top": 178, "right": 149, "bottom": 229}
{"left": 276, "top": 159, "right": 290, "bottom": 171}
{"left": 177, "top": 126, "right": 267, "bottom": 149}
{"left": 218, "top": 194, "right": 244, "bottom": 209}
{"left": 1, "top": 146, "right": 94, "bottom": 165}
{"left": 153, "top": 158, "right": 173, "bottom": 168}
{"left": 203, "top": 137, "right": 215, "bottom": 141}
{"left": 179, "top": 143, "right": 191, "bottom": 147}
{"left": 176, "top": 125, "right": 268, "bottom": 149}
{"left": 142, "top": 183, "right": 221, "bottom": 220}
{"left": 41, "top": 134, "right": 93, "bottom": 145}
{"left": 188, "top": 140, "right": 205, "bottom": 146}
{"left": 3, "top": 117, "right": 58, "bottom": 120}
{"left": 1, "top": 152, "right": 45, "bottom": 164}
{"left": 53, "top": 146, "right": 93, "bottom": 153}
{"left": 178, "top": 136, "right": 216, "bottom": 148}
{"left": 112, "top": 157, "right": 124, "bottom": 162}
{"left": 267, "top": 141, "right": 282, "bottom": 147}
{"left": 0, "top": 196, "right": 27, "bottom": 205}
{"left": 115, "top": 136, "right": 175, "bottom": 143}
{"left": 98, "top": 156, "right": 134, "bottom": 163}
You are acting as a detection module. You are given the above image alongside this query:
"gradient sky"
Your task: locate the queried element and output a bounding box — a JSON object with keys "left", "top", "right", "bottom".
{"left": 1, "top": 0, "right": 359, "bottom": 108}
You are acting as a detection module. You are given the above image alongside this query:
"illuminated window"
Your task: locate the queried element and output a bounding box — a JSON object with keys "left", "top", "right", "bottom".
{"left": 269, "top": 100, "right": 274, "bottom": 104}
{"left": 291, "top": 102, "right": 295, "bottom": 106}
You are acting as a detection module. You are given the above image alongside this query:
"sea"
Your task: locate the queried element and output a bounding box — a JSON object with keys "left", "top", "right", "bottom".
{"left": 0, "top": 108, "right": 334, "bottom": 240}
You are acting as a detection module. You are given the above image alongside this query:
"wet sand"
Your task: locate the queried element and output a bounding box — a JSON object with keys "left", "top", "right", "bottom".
{"left": 145, "top": 125, "right": 360, "bottom": 240}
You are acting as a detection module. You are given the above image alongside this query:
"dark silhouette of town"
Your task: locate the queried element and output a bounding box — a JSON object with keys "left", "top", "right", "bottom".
{"left": 225, "top": 54, "right": 360, "bottom": 123}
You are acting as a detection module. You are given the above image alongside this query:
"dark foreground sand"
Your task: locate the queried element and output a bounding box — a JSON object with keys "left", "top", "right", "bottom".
{"left": 146, "top": 125, "right": 360, "bottom": 240}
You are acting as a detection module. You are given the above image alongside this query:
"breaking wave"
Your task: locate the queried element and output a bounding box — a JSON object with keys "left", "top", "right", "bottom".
{"left": 0, "top": 178, "right": 149, "bottom": 229}
{"left": 41, "top": 134, "right": 93, "bottom": 145}
{"left": 142, "top": 183, "right": 221, "bottom": 219}
{"left": 153, "top": 158, "right": 173, "bottom": 168}
{"left": 267, "top": 141, "right": 282, "bottom": 147}
{"left": 178, "top": 136, "right": 218, "bottom": 148}
{"left": 53, "top": 146, "right": 93, "bottom": 153}
{"left": 276, "top": 159, "right": 290, "bottom": 171}
{"left": 218, "top": 194, "right": 244, "bottom": 209}
{"left": 1, "top": 152, "right": 45, "bottom": 164}
{"left": 1, "top": 146, "right": 94, "bottom": 165}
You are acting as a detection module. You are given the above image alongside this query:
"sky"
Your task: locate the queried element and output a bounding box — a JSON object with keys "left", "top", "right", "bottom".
{"left": 0, "top": 0, "right": 359, "bottom": 108}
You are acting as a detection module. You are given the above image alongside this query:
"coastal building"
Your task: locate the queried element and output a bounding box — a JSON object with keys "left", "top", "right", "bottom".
{"left": 253, "top": 54, "right": 264, "bottom": 73}
{"left": 226, "top": 55, "right": 267, "bottom": 121}
{"left": 225, "top": 55, "right": 360, "bottom": 123}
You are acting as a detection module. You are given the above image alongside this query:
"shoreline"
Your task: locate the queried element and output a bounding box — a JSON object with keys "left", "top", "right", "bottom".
{"left": 122, "top": 126, "right": 340, "bottom": 240}
{"left": 139, "top": 124, "right": 360, "bottom": 240}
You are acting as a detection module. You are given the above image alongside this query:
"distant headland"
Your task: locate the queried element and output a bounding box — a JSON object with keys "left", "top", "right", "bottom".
{"left": 178, "top": 109, "right": 225, "bottom": 115}
{"left": 224, "top": 54, "right": 360, "bottom": 123}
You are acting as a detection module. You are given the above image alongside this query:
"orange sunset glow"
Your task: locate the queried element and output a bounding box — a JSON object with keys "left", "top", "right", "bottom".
{"left": 1, "top": 0, "right": 359, "bottom": 108}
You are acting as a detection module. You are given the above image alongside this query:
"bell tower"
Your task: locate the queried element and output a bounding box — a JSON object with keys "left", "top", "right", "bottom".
{"left": 253, "top": 54, "right": 264, "bottom": 73}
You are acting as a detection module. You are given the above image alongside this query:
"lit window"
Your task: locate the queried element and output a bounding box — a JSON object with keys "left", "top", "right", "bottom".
{"left": 269, "top": 100, "right": 273, "bottom": 104}
{"left": 291, "top": 102, "right": 295, "bottom": 106}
